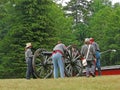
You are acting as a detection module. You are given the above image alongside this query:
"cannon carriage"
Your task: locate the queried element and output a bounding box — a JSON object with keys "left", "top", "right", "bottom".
{"left": 32, "top": 45, "right": 83, "bottom": 78}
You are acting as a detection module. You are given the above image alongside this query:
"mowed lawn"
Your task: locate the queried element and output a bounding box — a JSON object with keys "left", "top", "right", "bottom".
{"left": 0, "top": 75, "right": 120, "bottom": 90}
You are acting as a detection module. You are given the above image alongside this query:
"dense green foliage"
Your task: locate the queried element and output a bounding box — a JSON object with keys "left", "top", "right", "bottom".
{"left": 88, "top": 5, "right": 120, "bottom": 65}
{"left": 63, "top": 0, "right": 120, "bottom": 66}
{"left": 0, "top": 0, "right": 120, "bottom": 78}
{"left": 0, "top": 0, "right": 75, "bottom": 78}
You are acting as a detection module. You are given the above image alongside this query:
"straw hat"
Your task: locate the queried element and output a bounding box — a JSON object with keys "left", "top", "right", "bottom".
{"left": 26, "top": 43, "right": 32, "bottom": 48}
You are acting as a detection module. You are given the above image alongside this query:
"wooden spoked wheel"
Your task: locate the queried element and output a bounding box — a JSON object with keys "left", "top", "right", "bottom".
{"left": 64, "top": 46, "right": 83, "bottom": 77}
{"left": 32, "top": 48, "right": 53, "bottom": 78}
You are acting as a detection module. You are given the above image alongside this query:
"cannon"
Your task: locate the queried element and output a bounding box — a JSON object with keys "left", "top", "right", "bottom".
{"left": 32, "top": 45, "right": 83, "bottom": 78}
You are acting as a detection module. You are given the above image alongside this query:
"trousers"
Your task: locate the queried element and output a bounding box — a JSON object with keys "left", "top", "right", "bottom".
{"left": 52, "top": 52, "right": 65, "bottom": 78}
{"left": 86, "top": 60, "right": 96, "bottom": 76}
{"left": 26, "top": 58, "right": 36, "bottom": 79}
{"left": 96, "top": 51, "right": 101, "bottom": 75}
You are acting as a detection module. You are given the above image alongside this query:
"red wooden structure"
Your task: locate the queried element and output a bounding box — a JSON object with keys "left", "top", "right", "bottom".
{"left": 83, "top": 65, "right": 120, "bottom": 76}
{"left": 95, "top": 65, "right": 120, "bottom": 75}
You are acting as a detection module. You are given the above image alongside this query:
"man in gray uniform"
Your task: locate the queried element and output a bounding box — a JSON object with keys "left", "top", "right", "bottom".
{"left": 52, "top": 41, "right": 67, "bottom": 78}
{"left": 25, "top": 43, "right": 36, "bottom": 79}
{"left": 81, "top": 38, "right": 96, "bottom": 77}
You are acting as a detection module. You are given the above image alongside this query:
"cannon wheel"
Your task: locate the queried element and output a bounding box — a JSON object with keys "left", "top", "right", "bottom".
{"left": 64, "top": 46, "right": 83, "bottom": 77}
{"left": 32, "top": 48, "right": 53, "bottom": 78}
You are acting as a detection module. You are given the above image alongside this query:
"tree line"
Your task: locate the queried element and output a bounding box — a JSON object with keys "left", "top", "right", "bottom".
{"left": 0, "top": 0, "right": 119, "bottom": 78}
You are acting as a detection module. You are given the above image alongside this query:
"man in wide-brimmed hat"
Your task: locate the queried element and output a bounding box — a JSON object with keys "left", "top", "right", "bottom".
{"left": 25, "top": 42, "right": 36, "bottom": 79}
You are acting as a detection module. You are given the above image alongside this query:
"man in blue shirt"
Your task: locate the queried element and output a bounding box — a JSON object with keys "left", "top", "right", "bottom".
{"left": 90, "top": 38, "right": 101, "bottom": 76}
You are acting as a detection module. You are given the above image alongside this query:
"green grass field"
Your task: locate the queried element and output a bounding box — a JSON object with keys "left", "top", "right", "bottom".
{"left": 0, "top": 75, "right": 120, "bottom": 90}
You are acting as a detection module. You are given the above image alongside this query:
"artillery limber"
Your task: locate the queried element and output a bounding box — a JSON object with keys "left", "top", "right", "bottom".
{"left": 32, "top": 45, "right": 83, "bottom": 78}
